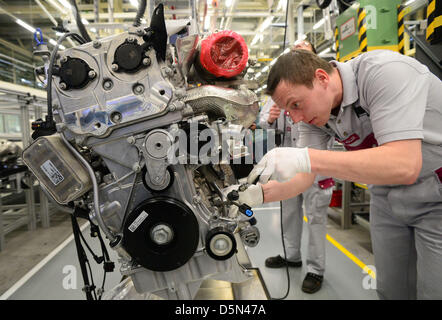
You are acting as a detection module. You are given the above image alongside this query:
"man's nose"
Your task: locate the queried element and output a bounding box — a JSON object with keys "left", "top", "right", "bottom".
{"left": 289, "top": 111, "right": 304, "bottom": 123}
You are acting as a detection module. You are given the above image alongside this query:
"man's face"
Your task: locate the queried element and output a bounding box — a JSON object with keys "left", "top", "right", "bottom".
{"left": 271, "top": 77, "right": 333, "bottom": 127}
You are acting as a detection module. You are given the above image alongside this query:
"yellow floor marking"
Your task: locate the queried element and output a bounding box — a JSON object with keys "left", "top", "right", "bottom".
{"left": 303, "top": 215, "right": 376, "bottom": 279}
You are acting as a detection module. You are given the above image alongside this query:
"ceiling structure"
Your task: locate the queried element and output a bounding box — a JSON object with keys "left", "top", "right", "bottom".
{"left": 0, "top": 0, "right": 332, "bottom": 87}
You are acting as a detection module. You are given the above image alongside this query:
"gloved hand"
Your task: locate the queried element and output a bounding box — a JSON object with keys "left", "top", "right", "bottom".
{"left": 247, "top": 147, "right": 311, "bottom": 184}
{"left": 222, "top": 184, "right": 264, "bottom": 217}
{"left": 237, "top": 184, "right": 264, "bottom": 208}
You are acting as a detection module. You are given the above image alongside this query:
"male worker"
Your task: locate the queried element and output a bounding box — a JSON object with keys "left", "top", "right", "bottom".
{"left": 234, "top": 49, "right": 442, "bottom": 299}
{"left": 257, "top": 39, "right": 334, "bottom": 294}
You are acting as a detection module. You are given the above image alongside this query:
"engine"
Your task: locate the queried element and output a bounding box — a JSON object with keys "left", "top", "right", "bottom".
{"left": 22, "top": 4, "right": 260, "bottom": 299}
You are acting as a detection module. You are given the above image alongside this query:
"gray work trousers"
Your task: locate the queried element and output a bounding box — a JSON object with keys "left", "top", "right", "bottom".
{"left": 370, "top": 143, "right": 442, "bottom": 299}
{"left": 281, "top": 184, "right": 333, "bottom": 276}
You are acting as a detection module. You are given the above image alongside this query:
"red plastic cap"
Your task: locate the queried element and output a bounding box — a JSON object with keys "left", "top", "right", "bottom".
{"left": 199, "top": 30, "right": 249, "bottom": 78}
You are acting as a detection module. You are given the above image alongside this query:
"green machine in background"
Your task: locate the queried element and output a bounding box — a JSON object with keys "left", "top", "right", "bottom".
{"left": 335, "top": 0, "right": 403, "bottom": 62}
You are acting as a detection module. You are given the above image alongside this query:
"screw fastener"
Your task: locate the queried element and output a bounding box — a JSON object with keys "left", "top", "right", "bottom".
{"left": 142, "top": 57, "right": 151, "bottom": 66}
{"left": 103, "top": 80, "right": 113, "bottom": 90}
{"left": 134, "top": 84, "right": 145, "bottom": 94}
{"left": 88, "top": 70, "right": 96, "bottom": 79}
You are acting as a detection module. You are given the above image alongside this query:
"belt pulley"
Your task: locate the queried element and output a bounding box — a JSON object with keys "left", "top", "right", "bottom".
{"left": 122, "top": 197, "right": 199, "bottom": 272}
{"left": 205, "top": 226, "right": 237, "bottom": 261}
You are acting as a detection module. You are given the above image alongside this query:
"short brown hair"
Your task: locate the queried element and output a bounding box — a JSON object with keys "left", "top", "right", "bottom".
{"left": 266, "top": 50, "right": 334, "bottom": 95}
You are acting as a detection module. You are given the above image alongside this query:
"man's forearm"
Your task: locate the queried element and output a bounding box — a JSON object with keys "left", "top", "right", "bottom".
{"left": 308, "top": 140, "right": 422, "bottom": 185}
{"left": 261, "top": 173, "right": 315, "bottom": 203}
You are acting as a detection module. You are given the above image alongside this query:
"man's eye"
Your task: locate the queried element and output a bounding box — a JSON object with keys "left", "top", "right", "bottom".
{"left": 292, "top": 103, "right": 299, "bottom": 109}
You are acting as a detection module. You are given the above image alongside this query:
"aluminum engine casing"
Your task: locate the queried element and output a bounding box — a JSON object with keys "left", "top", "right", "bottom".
{"left": 52, "top": 31, "right": 173, "bottom": 138}
{"left": 32, "top": 25, "right": 259, "bottom": 300}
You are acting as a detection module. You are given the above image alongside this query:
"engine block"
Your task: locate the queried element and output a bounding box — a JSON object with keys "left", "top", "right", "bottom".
{"left": 23, "top": 5, "right": 260, "bottom": 300}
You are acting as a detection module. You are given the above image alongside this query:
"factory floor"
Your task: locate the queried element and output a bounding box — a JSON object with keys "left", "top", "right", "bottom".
{"left": 246, "top": 202, "right": 377, "bottom": 300}
{"left": 0, "top": 203, "right": 377, "bottom": 300}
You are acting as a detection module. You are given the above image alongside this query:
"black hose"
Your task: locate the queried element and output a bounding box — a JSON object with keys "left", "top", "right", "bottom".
{"left": 133, "top": 0, "right": 147, "bottom": 27}
{"left": 316, "top": 0, "right": 332, "bottom": 9}
{"left": 70, "top": 214, "right": 95, "bottom": 300}
{"left": 71, "top": 33, "right": 87, "bottom": 45}
{"left": 69, "top": 0, "right": 92, "bottom": 42}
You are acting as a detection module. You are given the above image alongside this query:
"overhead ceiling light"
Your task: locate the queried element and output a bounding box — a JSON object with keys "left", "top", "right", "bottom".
{"left": 81, "top": 18, "right": 96, "bottom": 32}
{"left": 255, "top": 72, "right": 262, "bottom": 78}
{"left": 318, "top": 47, "right": 331, "bottom": 56}
{"left": 58, "top": 0, "right": 72, "bottom": 9}
{"left": 16, "top": 19, "right": 36, "bottom": 33}
{"left": 204, "top": 16, "right": 210, "bottom": 30}
{"left": 250, "top": 34, "right": 261, "bottom": 46}
{"left": 47, "top": 0, "right": 67, "bottom": 14}
{"left": 277, "top": 0, "right": 287, "bottom": 11}
{"left": 259, "top": 16, "right": 274, "bottom": 33}
{"left": 270, "top": 59, "right": 277, "bottom": 66}
{"left": 130, "top": 0, "right": 139, "bottom": 8}
{"left": 49, "top": 38, "right": 66, "bottom": 50}
{"left": 313, "top": 18, "right": 325, "bottom": 30}
{"left": 225, "top": 0, "right": 233, "bottom": 7}
{"left": 261, "top": 66, "right": 269, "bottom": 73}
{"left": 283, "top": 47, "right": 290, "bottom": 54}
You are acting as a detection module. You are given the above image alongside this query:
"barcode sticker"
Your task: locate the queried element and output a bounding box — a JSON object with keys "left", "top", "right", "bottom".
{"left": 40, "top": 160, "right": 64, "bottom": 186}
{"left": 128, "top": 210, "right": 149, "bottom": 232}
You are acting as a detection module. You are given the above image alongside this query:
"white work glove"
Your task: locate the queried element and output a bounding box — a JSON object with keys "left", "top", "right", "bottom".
{"left": 237, "top": 184, "right": 264, "bottom": 208}
{"left": 222, "top": 184, "right": 264, "bottom": 217}
{"left": 247, "top": 147, "right": 311, "bottom": 184}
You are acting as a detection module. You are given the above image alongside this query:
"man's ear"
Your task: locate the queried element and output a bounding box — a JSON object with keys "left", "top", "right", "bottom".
{"left": 314, "top": 69, "right": 330, "bottom": 87}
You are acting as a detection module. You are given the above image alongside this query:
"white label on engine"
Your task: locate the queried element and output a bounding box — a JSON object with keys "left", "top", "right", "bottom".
{"left": 128, "top": 210, "right": 149, "bottom": 232}
{"left": 40, "top": 160, "right": 64, "bottom": 186}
